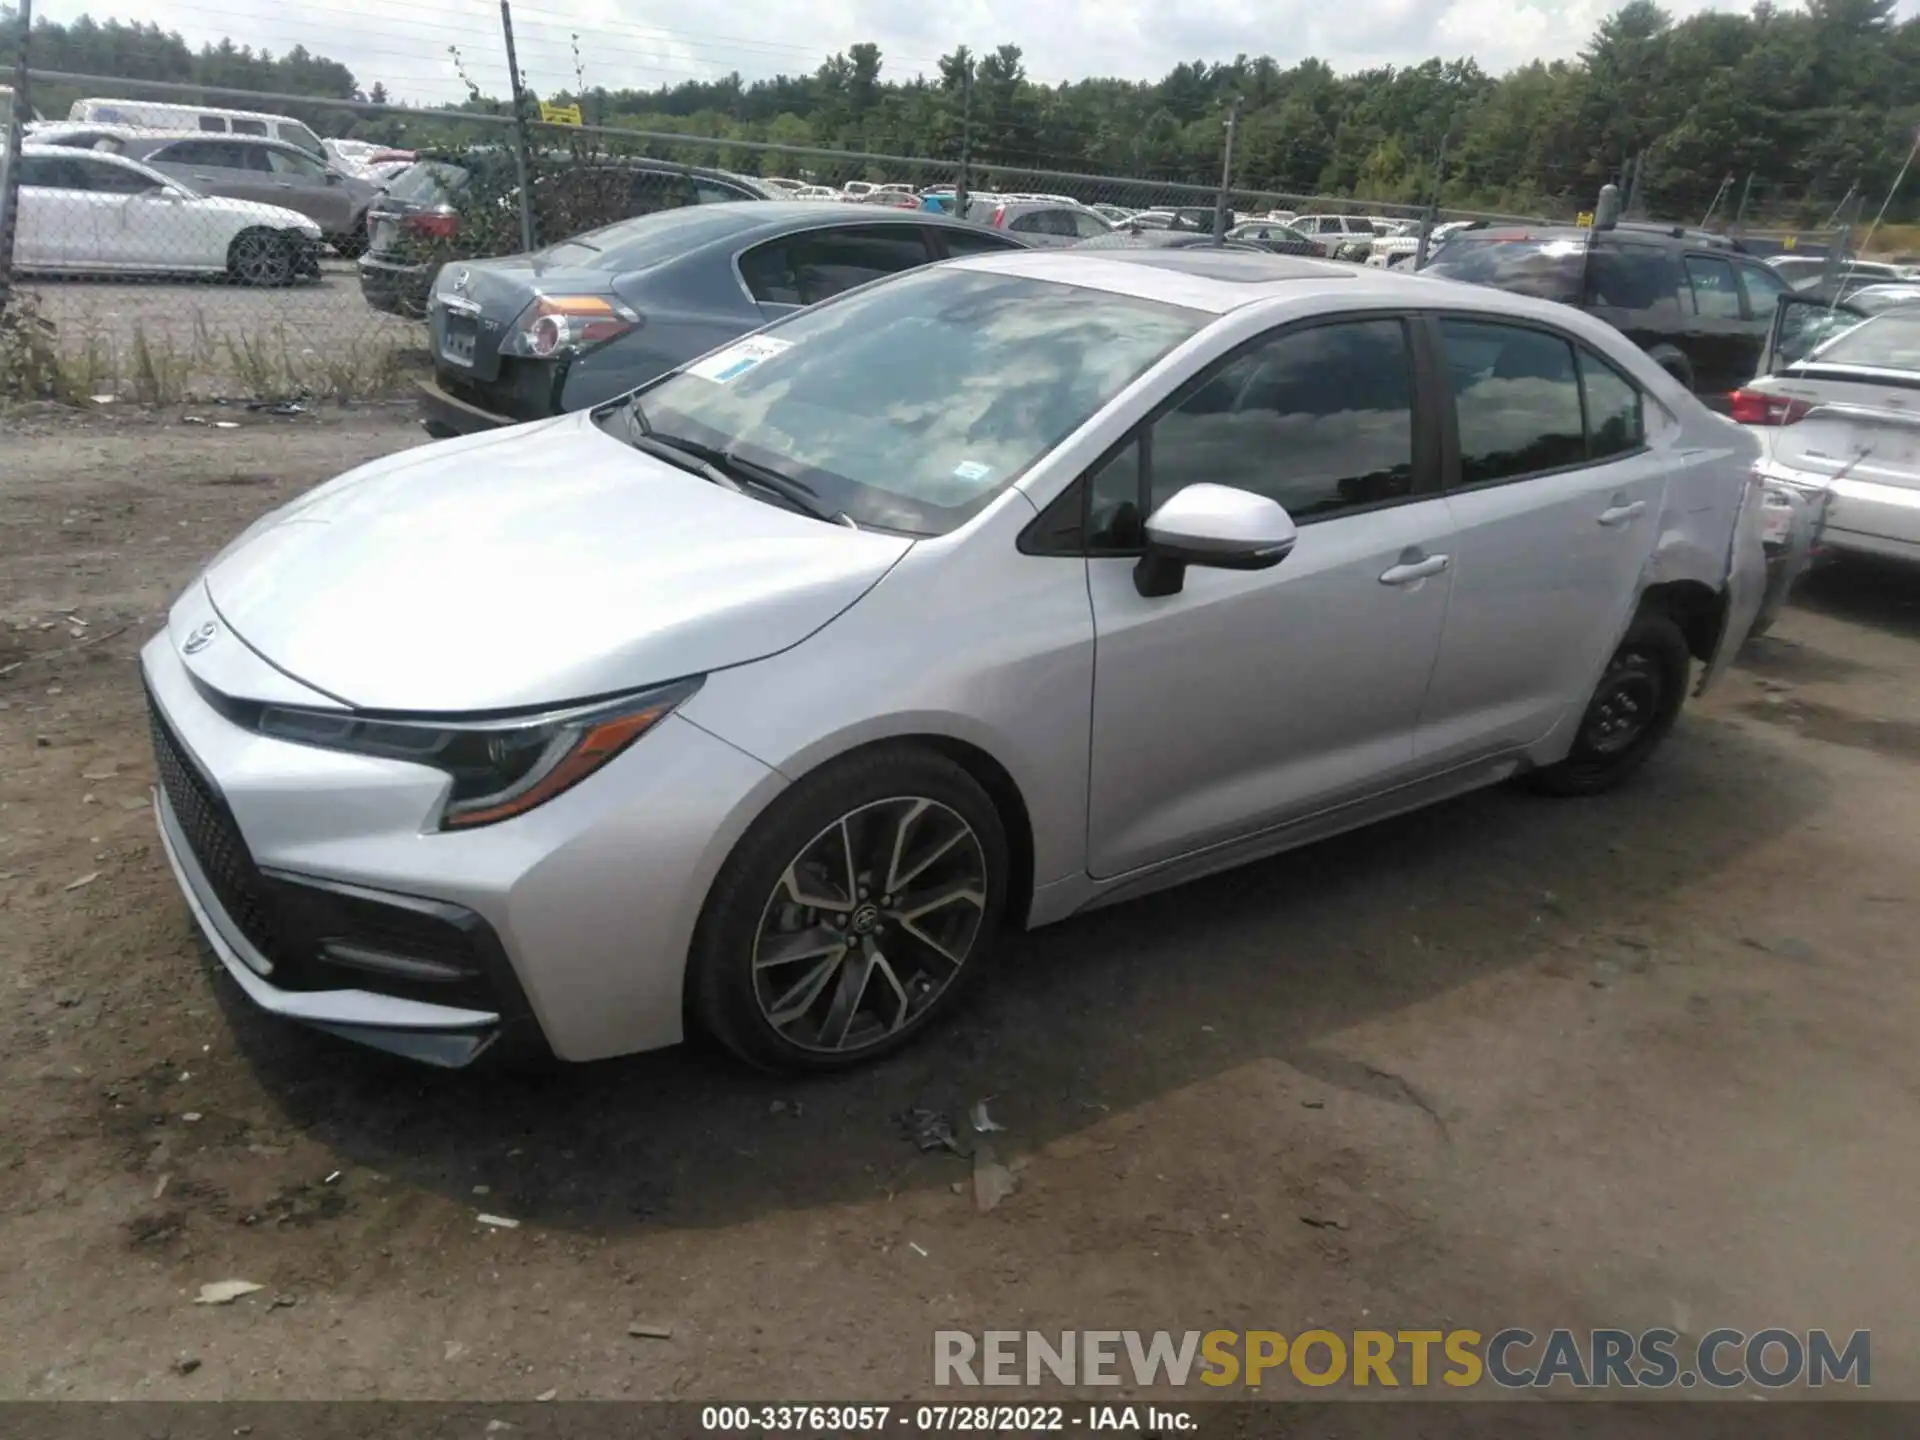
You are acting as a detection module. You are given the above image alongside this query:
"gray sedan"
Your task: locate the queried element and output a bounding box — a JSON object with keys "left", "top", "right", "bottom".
{"left": 418, "top": 203, "right": 1030, "bottom": 436}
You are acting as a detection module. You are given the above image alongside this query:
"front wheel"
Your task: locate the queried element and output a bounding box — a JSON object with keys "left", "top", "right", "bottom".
{"left": 689, "top": 746, "right": 1009, "bottom": 1072}
{"left": 1524, "top": 610, "right": 1691, "bottom": 796}
{"left": 228, "top": 229, "right": 295, "bottom": 287}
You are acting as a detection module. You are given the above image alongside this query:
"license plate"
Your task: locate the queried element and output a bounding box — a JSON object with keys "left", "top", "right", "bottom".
{"left": 440, "top": 313, "right": 477, "bottom": 368}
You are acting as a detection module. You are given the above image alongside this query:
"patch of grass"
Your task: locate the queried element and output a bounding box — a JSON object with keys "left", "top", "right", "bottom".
{"left": 0, "top": 293, "right": 86, "bottom": 404}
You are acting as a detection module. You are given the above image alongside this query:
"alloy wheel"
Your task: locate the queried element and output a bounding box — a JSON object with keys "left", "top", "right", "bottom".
{"left": 232, "top": 233, "right": 289, "bottom": 286}
{"left": 751, "top": 796, "right": 988, "bottom": 1055}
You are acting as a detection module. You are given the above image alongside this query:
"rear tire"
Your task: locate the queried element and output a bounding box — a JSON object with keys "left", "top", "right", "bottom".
{"left": 1524, "top": 610, "right": 1691, "bottom": 796}
{"left": 228, "top": 229, "right": 295, "bottom": 287}
{"left": 689, "top": 745, "right": 1009, "bottom": 1073}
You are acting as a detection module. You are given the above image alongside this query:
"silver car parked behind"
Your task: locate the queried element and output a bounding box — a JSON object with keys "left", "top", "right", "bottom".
{"left": 144, "top": 249, "right": 1769, "bottom": 1072}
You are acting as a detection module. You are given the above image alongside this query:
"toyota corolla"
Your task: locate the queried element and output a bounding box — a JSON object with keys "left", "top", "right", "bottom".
{"left": 145, "top": 249, "right": 1769, "bottom": 1071}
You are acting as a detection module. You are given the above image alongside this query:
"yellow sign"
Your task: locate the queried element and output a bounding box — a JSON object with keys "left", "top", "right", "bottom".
{"left": 1575, "top": 210, "right": 1595, "bottom": 227}
{"left": 539, "top": 102, "right": 583, "bottom": 126}
{"left": 1782, "top": 235, "right": 1797, "bottom": 250}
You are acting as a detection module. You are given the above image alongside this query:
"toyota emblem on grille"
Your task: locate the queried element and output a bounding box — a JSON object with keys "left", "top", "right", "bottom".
{"left": 182, "top": 622, "right": 219, "bottom": 655}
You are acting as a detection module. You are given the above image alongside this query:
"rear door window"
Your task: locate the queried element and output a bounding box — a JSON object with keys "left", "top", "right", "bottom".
{"left": 1582, "top": 243, "right": 1679, "bottom": 311}
{"left": 1438, "top": 318, "right": 1587, "bottom": 484}
{"left": 1685, "top": 255, "right": 1742, "bottom": 319}
{"left": 627, "top": 168, "right": 700, "bottom": 216}
{"left": 231, "top": 118, "right": 268, "bottom": 136}
{"left": 739, "top": 225, "right": 933, "bottom": 306}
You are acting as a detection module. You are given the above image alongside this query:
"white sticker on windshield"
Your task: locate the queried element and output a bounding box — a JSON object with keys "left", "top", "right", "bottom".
{"left": 952, "top": 460, "right": 994, "bottom": 483}
{"left": 688, "top": 335, "right": 793, "bottom": 384}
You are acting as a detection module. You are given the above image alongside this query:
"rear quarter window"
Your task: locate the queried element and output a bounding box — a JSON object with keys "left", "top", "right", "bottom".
{"left": 1422, "top": 237, "right": 1586, "bottom": 304}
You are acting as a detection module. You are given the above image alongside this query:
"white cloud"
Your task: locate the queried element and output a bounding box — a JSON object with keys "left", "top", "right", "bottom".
{"left": 31, "top": 0, "right": 1920, "bottom": 107}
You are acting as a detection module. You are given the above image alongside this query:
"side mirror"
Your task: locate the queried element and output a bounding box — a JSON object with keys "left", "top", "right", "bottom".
{"left": 1133, "top": 483, "right": 1297, "bottom": 598}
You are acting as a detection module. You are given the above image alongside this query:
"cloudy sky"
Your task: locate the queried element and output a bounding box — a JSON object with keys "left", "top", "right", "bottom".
{"left": 29, "top": 0, "right": 1894, "bottom": 104}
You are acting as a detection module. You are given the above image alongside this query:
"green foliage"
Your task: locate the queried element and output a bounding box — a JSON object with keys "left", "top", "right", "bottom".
{"left": 4, "top": 2, "right": 1918, "bottom": 220}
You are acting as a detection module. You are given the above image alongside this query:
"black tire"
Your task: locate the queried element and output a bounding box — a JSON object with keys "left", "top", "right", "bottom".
{"left": 689, "top": 745, "right": 1009, "bottom": 1073}
{"left": 228, "top": 229, "right": 295, "bottom": 287}
{"left": 328, "top": 231, "right": 368, "bottom": 260}
{"left": 1524, "top": 609, "right": 1691, "bottom": 796}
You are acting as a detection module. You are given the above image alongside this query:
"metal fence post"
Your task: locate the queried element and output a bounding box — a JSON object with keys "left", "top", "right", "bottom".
{"left": 1731, "top": 172, "right": 1755, "bottom": 236}
{"left": 0, "top": 0, "right": 32, "bottom": 311}
{"left": 1413, "top": 130, "right": 1450, "bottom": 272}
{"left": 498, "top": 0, "right": 537, "bottom": 254}
{"left": 1213, "top": 98, "right": 1239, "bottom": 241}
{"left": 954, "top": 59, "right": 972, "bottom": 218}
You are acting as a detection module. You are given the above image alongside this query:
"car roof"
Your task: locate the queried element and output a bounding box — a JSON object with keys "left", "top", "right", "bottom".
{"left": 947, "top": 245, "right": 1673, "bottom": 327}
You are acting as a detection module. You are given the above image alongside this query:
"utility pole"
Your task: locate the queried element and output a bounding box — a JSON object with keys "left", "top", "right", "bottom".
{"left": 954, "top": 55, "right": 973, "bottom": 219}
{"left": 498, "top": 0, "right": 536, "bottom": 253}
{"left": 1213, "top": 97, "right": 1240, "bottom": 242}
{"left": 0, "top": 0, "right": 32, "bottom": 309}
{"left": 1413, "top": 128, "right": 1451, "bottom": 272}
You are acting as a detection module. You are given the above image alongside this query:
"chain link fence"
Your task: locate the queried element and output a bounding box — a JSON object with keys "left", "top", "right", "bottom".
{"left": 0, "top": 69, "right": 1876, "bottom": 407}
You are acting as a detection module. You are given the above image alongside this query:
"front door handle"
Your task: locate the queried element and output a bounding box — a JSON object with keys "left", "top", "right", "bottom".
{"left": 1598, "top": 499, "right": 1647, "bottom": 527}
{"left": 1380, "top": 553, "right": 1450, "bottom": 586}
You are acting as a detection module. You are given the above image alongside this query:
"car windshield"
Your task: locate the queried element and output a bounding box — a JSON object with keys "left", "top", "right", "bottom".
{"left": 1798, "top": 309, "right": 1920, "bottom": 373}
{"left": 385, "top": 161, "right": 471, "bottom": 204}
{"left": 628, "top": 267, "right": 1203, "bottom": 535}
{"left": 1420, "top": 235, "right": 1588, "bottom": 303}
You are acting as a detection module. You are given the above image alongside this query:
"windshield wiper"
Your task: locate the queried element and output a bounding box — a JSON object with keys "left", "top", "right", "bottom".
{"left": 621, "top": 400, "right": 857, "bottom": 528}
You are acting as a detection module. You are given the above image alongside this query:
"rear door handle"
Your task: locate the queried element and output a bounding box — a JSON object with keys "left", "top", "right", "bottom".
{"left": 1380, "top": 553, "right": 1450, "bottom": 586}
{"left": 1599, "top": 500, "right": 1647, "bottom": 526}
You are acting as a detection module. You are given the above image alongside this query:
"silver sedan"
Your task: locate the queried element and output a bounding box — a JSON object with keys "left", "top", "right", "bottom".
{"left": 144, "top": 249, "right": 1769, "bottom": 1071}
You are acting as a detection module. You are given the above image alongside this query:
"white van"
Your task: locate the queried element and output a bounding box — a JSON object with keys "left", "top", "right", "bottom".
{"left": 66, "top": 99, "right": 326, "bottom": 161}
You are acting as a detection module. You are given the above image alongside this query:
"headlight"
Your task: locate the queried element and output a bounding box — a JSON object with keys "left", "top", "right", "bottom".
{"left": 250, "top": 678, "right": 701, "bottom": 829}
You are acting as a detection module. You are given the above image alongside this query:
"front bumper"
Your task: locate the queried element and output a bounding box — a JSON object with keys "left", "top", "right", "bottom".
{"left": 141, "top": 623, "right": 786, "bottom": 1064}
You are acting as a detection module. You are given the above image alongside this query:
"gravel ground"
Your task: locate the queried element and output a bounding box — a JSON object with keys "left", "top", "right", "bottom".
{"left": 2, "top": 404, "right": 1918, "bottom": 1402}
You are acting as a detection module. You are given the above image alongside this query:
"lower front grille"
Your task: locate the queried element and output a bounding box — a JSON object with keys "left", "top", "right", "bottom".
{"left": 147, "top": 689, "right": 283, "bottom": 963}
{"left": 145, "top": 682, "right": 538, "bottom": 1048}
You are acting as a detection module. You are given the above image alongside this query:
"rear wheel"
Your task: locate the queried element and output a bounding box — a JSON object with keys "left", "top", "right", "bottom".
{"left": 1525, "top": 610, "right": 1691, "bottom": 796}
{"left": 690, "top": 746, "right": 1008, "bottom": 1072}
{"left": 228, "top": 229, "right": 295, "bottom": 287}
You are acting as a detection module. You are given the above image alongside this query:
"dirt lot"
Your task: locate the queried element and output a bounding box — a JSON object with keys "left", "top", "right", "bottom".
{"left": 3, "top": 404, "right": 1919, "bottom": 1402}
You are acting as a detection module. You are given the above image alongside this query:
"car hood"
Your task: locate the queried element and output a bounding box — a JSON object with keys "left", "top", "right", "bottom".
{"left": 201, "top": 412, "right": 913, "bottom": 712}
{"left": 191, "top": 194, "right": 321, "bottom": 233}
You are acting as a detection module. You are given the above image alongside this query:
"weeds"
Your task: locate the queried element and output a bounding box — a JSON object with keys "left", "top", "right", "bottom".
{"left": 4, "top": 291, "right": 427, "bottom": 410}
{"left": 0, "top": 293, "right": 84, "bottom": 404}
